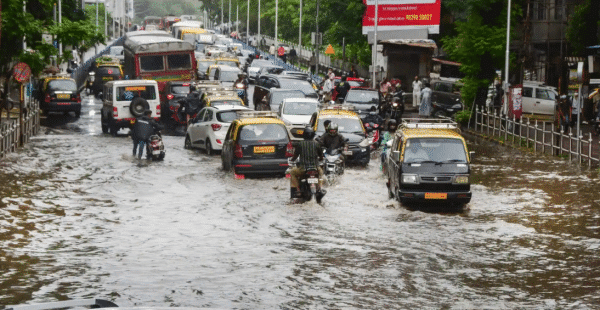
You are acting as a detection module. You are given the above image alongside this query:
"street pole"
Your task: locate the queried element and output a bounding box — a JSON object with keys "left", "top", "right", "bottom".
{"left": 275, "top": 0, "right": 278, "bottom": 53}
{"left": 23, "top": 1, "right": 26, "bottom": 50}
{"left": 105, "top": 0, "right": 108, "bottom": 38}
{"left": 503, "top": 0, "right": 511, "bottom": 115}
{"left": 221, "top": 0, "right": 224, "bottom": 29}
{"left": 96, "top": 0, "right": 99, "bottom": 29}
{"left": 59, "top": 0, "right": 62, "bottom": 59}
{"left": 258, "top": 0, "right": 261, "bottom": 43}
{"left": 246, "top": 0, "right": 250, "bottom": 45}
{"left": 372, "top": 0, "right": 378, "bottom": 87}
{"left": 299, "top": 0, "right": 302, "bottom": 48}
{"left": 236, "top": 4, "right": 239, "bottom": 35}
{"left": 229, "top": 0, "right": 231, "bottom": 34}
{"left": 315, "top": 0, "right": 319, "bottom": 76}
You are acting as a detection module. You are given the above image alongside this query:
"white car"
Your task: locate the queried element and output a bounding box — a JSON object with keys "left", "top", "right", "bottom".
{"left": 185, "top": 105, "right": 251, "bottom": 154}
{"left": 522, "top": 82, "right": 557, "bottom": 115}
{"left": 279, "top": 98, "right": 320, "bottom": 140}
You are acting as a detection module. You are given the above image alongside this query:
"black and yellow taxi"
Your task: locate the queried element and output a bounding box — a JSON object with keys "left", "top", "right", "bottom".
{"left": 35, "top": 74, "right": 81, "bottom": 117}
{"left": 90, "top": 56, "right": 123, "bottom": 97}
{"left": 221, "top": 111, "right": 293, "bottom": 177}
{"left": 203, "top": 94, "right": 245, "bottom": 108}
{"left": 308, "top": 105, "right": 371, "bottom": 166}
{"left": 214, "top": 57, "right": 240, "bottom": 69}
{"left": 384, "top": 118, "right": 473, "bottom": 207}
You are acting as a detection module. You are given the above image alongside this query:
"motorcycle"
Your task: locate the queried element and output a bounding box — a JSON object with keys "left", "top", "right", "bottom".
{"left": 146, "top": 133, "right": 165, "bottom": 161}
{"left": 323, "top": 148, "right": 344, "bottom": 177}
{"left": 287, "top": 159, "right": 326, "bottom": 204}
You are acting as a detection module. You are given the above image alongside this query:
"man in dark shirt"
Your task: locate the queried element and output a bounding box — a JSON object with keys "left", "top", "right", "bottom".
{"left": 336, "top": 75, "right": 351, "bottom": 103}
{"left": 289, "top": 127, "right": 325, "bottom": 199}
{"left": 132, "top": 109, "right": 164, "bottom": 159}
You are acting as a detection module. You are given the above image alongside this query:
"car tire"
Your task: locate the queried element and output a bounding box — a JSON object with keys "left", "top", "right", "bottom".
{"left": 434, "top": 110, "right": 447, "bottom": 118}
{"left": 75, "top": 109, "right": 81, "bottom": 118}
{"left": 109, "top": 124, "right": 119, "bottom": 137}
{"left": 387, "top": 179, "right": 394, "bottom": 199}
{"left": 184, "top": 135, "right": 192, "bottom": 149}
{"left": 130, "top": 97, "right": 150, "bottom": 117}
{"left": 101, "top": 115, "right": 109, "bottom": 134}
{"left": 206, "top": 139, "right": 214, "bottom": 155}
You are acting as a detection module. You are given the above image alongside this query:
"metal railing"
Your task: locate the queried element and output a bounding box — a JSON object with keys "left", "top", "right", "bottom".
{"left": 0, "top": 100, "right": 41, "bottom": 159}
{"left": 71, "top": 37, "right": 125, "bottom": 91}
{"left": 473, "top": 107, "right": 600, "bottom": 166}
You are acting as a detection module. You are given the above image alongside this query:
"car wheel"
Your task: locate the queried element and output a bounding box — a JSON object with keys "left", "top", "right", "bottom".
{"left": 222, "top": 156, "right": 231, "bottom": 171}
{"left": 109, "top": 124, "right": 119, "bottom": 137}
{"left": 206, "top": 139, "right": 214, "bottom": 155}
{"left": 387, "top": 179, "right": 394, "bottom": 199}
{"left": 101, "top": 115, "right": 108, "bottom": 134}
{"left": 184, "top": 135, "right": 192, "bottom": 149}
{"left": 434, "top": 110, "right": 447, "bottom": 118}
{"left": 75, "top": 110, "right": 81, "bottom": 118}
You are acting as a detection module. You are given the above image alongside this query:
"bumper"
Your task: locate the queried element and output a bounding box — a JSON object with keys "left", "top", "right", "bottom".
{"left": 346, "top": 146, "right": 370, "bottom": 165}
{"left": 233, "top": 158, "right": 290, "bottom": 175}
{"left": 398, "top": 190, "right": 472, "bottom": 204}
{"left": 41, "top": 102, "right": 81, "bottom": 112}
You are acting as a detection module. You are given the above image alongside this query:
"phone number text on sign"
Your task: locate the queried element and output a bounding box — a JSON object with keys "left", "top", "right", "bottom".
{"left": 406, "top": 14, "right": 433, "bottom": 21}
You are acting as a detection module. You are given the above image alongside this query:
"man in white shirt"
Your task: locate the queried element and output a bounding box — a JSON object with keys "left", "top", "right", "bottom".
{"left": 412, "top": 76, "right": 422, "bottom": 107}
{"left": 323, "top": 76, "right": 334, "bottom": 102}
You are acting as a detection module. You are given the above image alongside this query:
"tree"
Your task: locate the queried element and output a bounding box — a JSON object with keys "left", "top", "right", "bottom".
{"left": 566, "top": 0, "right": 600, "bottom": 56}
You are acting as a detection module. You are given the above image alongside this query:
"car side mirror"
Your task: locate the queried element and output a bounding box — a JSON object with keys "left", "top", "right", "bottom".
{"left": 391, "top": 150, "right": 400, "bottom": 162}
{"left": 386, "top": 140, "right": 393, "bottom": 148}
{"left": 469, "top": 151, "right": 475, "bottom": 161}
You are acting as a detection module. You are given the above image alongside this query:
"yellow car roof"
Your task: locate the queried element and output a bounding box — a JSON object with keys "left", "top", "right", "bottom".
{"left": 215, "top": 57, "right": 239, "bottom": 62}
{"left": 236, "top": 118, "right": 285, "bottom": 126}
{"left": 206, "top": 95, "right": 242, "bottom": 102}
{"left": 318, "top": 109, "right": 360, "bottom": 118}
{"left": 400, "top": 128, "right": 465, "bottom": 140}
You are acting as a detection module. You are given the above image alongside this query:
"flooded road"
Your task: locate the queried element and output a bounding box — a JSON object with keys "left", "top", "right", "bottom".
{"left": 2, "top": 93, "right": 600, "bottom": 309}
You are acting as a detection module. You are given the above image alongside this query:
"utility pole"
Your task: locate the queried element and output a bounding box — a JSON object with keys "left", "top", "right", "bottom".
{"left": 504, "top": 0, "right": 511, "bottom": 115}
{"left": 299, "top": 0, "right": 302, "bottom": 48}
{"left": 275, "top": 0, "right": 278, "bottom": 53}
{"left": 246, "top": 0, "right": 250, "bottom": 45}
{"left": 23, "top": 1, "right": 26, "bottom": 51}
{"left": 105, "top": 0, "right": 108, "bottom": 38}
{"left": 258, "top": 0, "right": 260, "bottom": 42}
{"left": 221, "top": 0, "right": 224, "bottom": 29}
{"left": 372, "top": 0, "right": 378, "bottom": 87}
{"left": 315, "top": 0, "right": 319, "bottom": 76}
{"left": 59, "top": 0, "right": 62, "bottom": 59}
{"left": 229, "top": 0, "right": 231, "bottom": 34}
{"left": 236, "top": 4, "right": 238, "bottom": 34}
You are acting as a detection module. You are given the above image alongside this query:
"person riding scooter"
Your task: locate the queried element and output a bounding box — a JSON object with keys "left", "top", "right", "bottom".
{"left": 132, "top": 109, "right": 164, "bottom": 159}
{"left": 289, "top": 127, "right": 325, "bottom": 200}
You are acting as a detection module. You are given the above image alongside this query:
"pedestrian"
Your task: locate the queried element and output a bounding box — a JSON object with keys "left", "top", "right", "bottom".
{"left": 261, "top": 37, "right": 266, "bottom": 50}
{"left": 419, "top": 82, "right": 432, "bottom": 118}
{"left": 380, "top": 78, "right": 392, "bottom": 97}
{"left": 412, "top": 76, "right": 422, "bottom": 108}
{"left": 349, "top": 65, "right": 358, "bottom": 78}
{"left": 327, "top": 68, "right": 335, "bottom": 81}
{"left": 269, "top": 44, "right": 276, "bottom": 55}
{"left": 310, "top": 53, "right": 318, "bottom": 75}
{"left": 323, "top": 75, "right": 334, "bottom": 102}
{"left": 289, "top": 46, "right": 297, "bottom": 65}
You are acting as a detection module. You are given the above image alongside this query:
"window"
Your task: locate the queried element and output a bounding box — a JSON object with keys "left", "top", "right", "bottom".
{"left": 217, "top": 111, "right": 239, "bottom": 123}
{"left": 140, "top": 55, "right": 164, "bottom": 72}
{"left": 403, "top": 138, "right": 467, "bottom": 164}
{"left": 523, "top": 87, "right": 533, "bottom": 98}
{"left": 536, "top": 88, "right": 556, "bottom": 100}
{"left": 555, "top": 0, "right": 564, "bottom": 20}
{"left": 533, "top": 0, "right": 546, "bottom": 20}
{"left": 196, "top": 109, "right": 206, "bottom": 123}
{"left": 47, "top": 79, "right": 77, "bottom": 91}
{"left": 203, "top": 109, "right": 214, "bottom": 122}
{"left": 116, "top": 85, "right": 157, "bottom": 101}
{"left": 239, "top": 124, "right": 288, "bottom": 142}
{"left": 167, "top": 54, "right": 192, "bottom": 70}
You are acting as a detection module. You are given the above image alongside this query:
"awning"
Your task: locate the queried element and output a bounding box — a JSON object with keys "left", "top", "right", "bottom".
{"left": 432, "top": 58, "right": 461, "bottom": 66}
{"left": 380, "top": 39, "right": 437, "bottom": 49}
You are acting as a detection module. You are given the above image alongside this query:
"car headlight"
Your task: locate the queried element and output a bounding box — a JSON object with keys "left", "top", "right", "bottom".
{"left": 402, "top": 174, "right": 419, "bottom": 184}
{"left": 451, "top": 103, "right": 462, "bottom": 109}
{"left": 359, "top": 139, "right": 370, "bottom": 148}
{"left": 453, "top": 175, "right": 469, "bottom": 184}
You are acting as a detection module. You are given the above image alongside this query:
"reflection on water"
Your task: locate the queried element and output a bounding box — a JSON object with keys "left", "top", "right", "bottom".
{"left": 0, "top": 124, "right": 600, "bottom": 309}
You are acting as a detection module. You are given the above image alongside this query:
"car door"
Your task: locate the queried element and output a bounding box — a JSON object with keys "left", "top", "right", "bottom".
{"left": 197, "top": 108, "right": 214, "bottom": 147}
{"left": 388, "top": 136, "right": 401, "bottom": 191}
{"left": 189, "top": 109, "right": 207, "bottom": 146}
{"left": 521, "top": 86, "right": 534, "bottom": 114}
{"left": 534, "top": 87, "right": 556, "bottom": 115}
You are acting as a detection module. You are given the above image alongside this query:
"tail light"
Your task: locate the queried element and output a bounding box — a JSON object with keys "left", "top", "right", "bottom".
{"left": 364, "top": 123, "right": 370, "bottom": 128}
{"left": 167, "top": 94, "right": 174, "bottom": 100}
{"left": 72, "top": 94, "right": 81, "bottom": 103}
{"left": 285, "top": 142, "right": 294, "bottom": 157}
{"left": 113, "top": 106, "right": 118, "bottom": 118}
{"left": 211, "top": 124, "right": 222, "bottom": 131}
{"left": 372, "top": 129, "right": 380, "bottom": 143}
{"left": 45, "top": 94, "right": 51, "bottom": 103}
{"left": 156, "top": 104, "right": 161, "bottom": 116}
{"left": 234, "top": 143, "right": 243, "bottom": 158}
{"left": 373, "top": 123, "right": 379, "bottom": 129}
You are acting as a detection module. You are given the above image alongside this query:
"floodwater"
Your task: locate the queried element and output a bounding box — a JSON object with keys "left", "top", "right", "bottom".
{"left": 1, "top": 93, "right": 600, "bottom": 309}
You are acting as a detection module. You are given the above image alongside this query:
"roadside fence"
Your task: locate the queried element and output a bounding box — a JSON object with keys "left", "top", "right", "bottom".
{"left": 472, "top": 106, "right": 600, "bottom": 166}
{"left": 0, "top": 100, "right": 41, "bottom": 159}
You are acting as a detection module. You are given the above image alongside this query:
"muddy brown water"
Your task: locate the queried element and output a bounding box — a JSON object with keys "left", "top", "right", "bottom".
{"left": 1, "top": 95, "right": 600, "bottom": 309}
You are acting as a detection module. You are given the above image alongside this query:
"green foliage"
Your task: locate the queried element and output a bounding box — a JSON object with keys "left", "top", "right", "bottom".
{"left": 454, "top": 109, "right": 472, "bottom": 126}
{"left": 134, "top": 0, "right": 203, "bottom": 24}
{"left": 566, "top": 0, "right": 600, "bottom": 56}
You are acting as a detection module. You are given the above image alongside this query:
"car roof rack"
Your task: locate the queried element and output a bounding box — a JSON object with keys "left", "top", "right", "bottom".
{"left": 401, "top": 118, "right": 458, "bottom": 129}
{"left": 236, "top": 110, "right": 279, "bottom": 119}
{"left": 321, "top": 104, "right": 355, "bottom": 111}
{"left": 6, "top": 299, "right": 118, "bottom": 310}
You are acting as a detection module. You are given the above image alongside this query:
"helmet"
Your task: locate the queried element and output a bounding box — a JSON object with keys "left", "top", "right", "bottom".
{"left": 144, "top": 109, "right": 152, "bottom": 116}
{"left": 387, "top": 119, "right": 397, "bottom": 131}
{"left": 302, "top": 127, "right": 315, "bottom": 140}
{"left": 327, "top": 122, "right": 338, "bottom": 136}
{"left": 341, "top": 75, "right": 347, "bottom": 82}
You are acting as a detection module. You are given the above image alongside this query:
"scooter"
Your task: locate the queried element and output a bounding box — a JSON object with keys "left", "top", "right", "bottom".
{"left": 146, "top": 133, "right": 165, "bottom": 161}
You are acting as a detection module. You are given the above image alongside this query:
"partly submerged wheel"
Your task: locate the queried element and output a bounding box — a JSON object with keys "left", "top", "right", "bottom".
{"left": 184, "top": 135, "right": 192, "bottom": 149}
{"left": 206, "top": 139, "right": 214, "bottom": 155}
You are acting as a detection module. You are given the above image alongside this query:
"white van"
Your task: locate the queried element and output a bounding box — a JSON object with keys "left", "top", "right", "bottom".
{"left": 101, "top": 80, "right": 161, "bottom": 136}
{"left": 522, "top": 82, "right": 557, "bottom": 115}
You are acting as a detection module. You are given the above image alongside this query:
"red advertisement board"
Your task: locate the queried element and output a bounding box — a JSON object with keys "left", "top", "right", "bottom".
{"left": 362, "top": 0, "right": 441, "bottom": 34}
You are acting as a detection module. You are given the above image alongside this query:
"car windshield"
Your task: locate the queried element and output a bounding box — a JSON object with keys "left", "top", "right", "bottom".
{"left": 216, "top": 60, "right": 238, "bottom": 67}
{"left": 278, "top": 79, "right": 315, "bottom": 95}
{"left": 348, "top": 80, "right": 365, "bottom": 87}
{"left": 403, "top": 138, "right": 468, "bottom": 164}
{"left": 218, "top": 71, "right": 239, "bottom": 82}
{"left": 317, "top": 117, "right": 364, "bottom": 134}
{"left": 434, "top": 83, "right": 453, "bottom": 92}
{"left": 239, "top": 124, "right": 288, "bottom": 142}
{"left": 283, "top": 101, "right": 319, "bottom": 115}
{"left": 345, "top": 90, "right": 379, "bottom": 103}
{"left": 271, "top": 91, "right": 305, "bottom": 107}
{"left": 171, "top": 85, "right": 190, "bottom": 94}
{"left": 250, "top": 60, "right": 272, "bottom": 67}
{"left": 210, "top": 99, "right": 242, "bottom": 106}
{"left": 216, "top": 111, "right": 240, "bottom": 123}
{"left": 47, "top": 79, "right": 77, "bottom": 91}
{"left": 116, "top": 85, "right": 157, "bottom": 101}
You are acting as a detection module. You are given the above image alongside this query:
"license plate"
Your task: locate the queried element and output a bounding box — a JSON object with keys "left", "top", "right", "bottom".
{"left": 152, "top": 150, "right": 161, "bottom": 155}
{"left": 130, "top": 120, "right": 135, "bottom": 124}
{"left": 57, "top": 94, "right": 69, "bottom": 99}
{"left": 254, "top": 146, "right": 275, "bottom": 154}
{"left": 307, "top": 178, "right": 318, "bottom": 184}
{"left": 296, "top": 129, "right": 304, "bottom": 135}
{"left": 425, "top": 193, "right": 447, "bottom": 199}
{"left": 342, "top": 151, "right": 353, "bottom": 155}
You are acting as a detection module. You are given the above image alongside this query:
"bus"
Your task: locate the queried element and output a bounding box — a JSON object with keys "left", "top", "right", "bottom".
{"left": 123, "top": 36, "right": 197, "bottom": 99}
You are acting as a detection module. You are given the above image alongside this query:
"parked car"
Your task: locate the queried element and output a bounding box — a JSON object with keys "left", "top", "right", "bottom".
{"left": 521, "top": 82, "right": 557, "bottom": 115}
{"left": 221, "top": 112, "right": 294, "bottom": 177}
{"left": 185, "top": 105, "right": 251, "bottom": 154}
{"left": 35, "top": 75, "right": 82, "bottom": 117}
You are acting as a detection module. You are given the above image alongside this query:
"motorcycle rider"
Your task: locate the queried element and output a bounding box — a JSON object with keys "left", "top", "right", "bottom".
{"left": 289, "top": 127, "right": 325, "bottom": 200}
{"left": 178, "top": 84, "right": 203, "bottom": 126}
{"left": 132, "top": 109, "right": 164, "bottom": 159}
{"left": 233, "top": 73, "right": 249, "bottom": 105}
{"left": 380, "top": 119, "right": 397, "bottom": 170}
{"left": 316, "top": 122, "right": 347, "bottom": 155}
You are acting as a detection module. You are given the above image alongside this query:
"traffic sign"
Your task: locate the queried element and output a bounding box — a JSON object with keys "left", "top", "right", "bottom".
{"left": 13, "top": 63, "right": 31, "bottom": 83}
{"left": 325, "top": 44, "right": 335, "bottom": 55}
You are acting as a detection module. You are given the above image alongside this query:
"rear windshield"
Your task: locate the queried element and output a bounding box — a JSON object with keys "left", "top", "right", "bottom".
{"left": 117, "top": 85, "right": 157, "bottom": 101}
{"left": 403, "top": 138, "right": 467, "bottom": 164}
{"left": 167, "top": 54, "right": 192, "bottom": 70}
{"left": 218, "top": 71, "right": 239, "bottom": 82}
{"left": 171, "top": 85, "right": 190, "bottom": 94}
{"left": 47, "top": 79, "right": 77, "bottom": 91}
{"left": 210, "top": 99, "right": 242, "bottom": 106}
{"left": 278, "top": 79, "right": 315, "bottom": 95}
{"left": 216, "top": 61, "right": 238, "bottom": 67}
{"left": 216, "top": 111, "right": 239, "bottom": 123}
{"left": 198, "top": 61, "right": 213, "bottom": 71}
{"left": 97, "top": 66, "right": 122, "bottom": 76}
{"left": 283, "top": 101, "right": 319, "bottom": 115}
{"left": 348, "top": 80, "right": 365, "bottom": 87}
{"left": 345, "top": 90, "right": 379, "bottom": 103}
{"left": 239, "top": 124, "right": 288, "bottom": 142}
{"left": 271, "top": 91, "right": 306, "bottom": 106}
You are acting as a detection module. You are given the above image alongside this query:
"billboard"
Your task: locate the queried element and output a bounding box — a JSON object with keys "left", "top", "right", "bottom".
{"left": 362, "top": 0, "right": 441, "bottom": 35}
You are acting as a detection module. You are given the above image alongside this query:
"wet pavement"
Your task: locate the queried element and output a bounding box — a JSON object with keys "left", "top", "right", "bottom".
{"left": 2, "top": 92, "right": 600, "bottom": 309}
